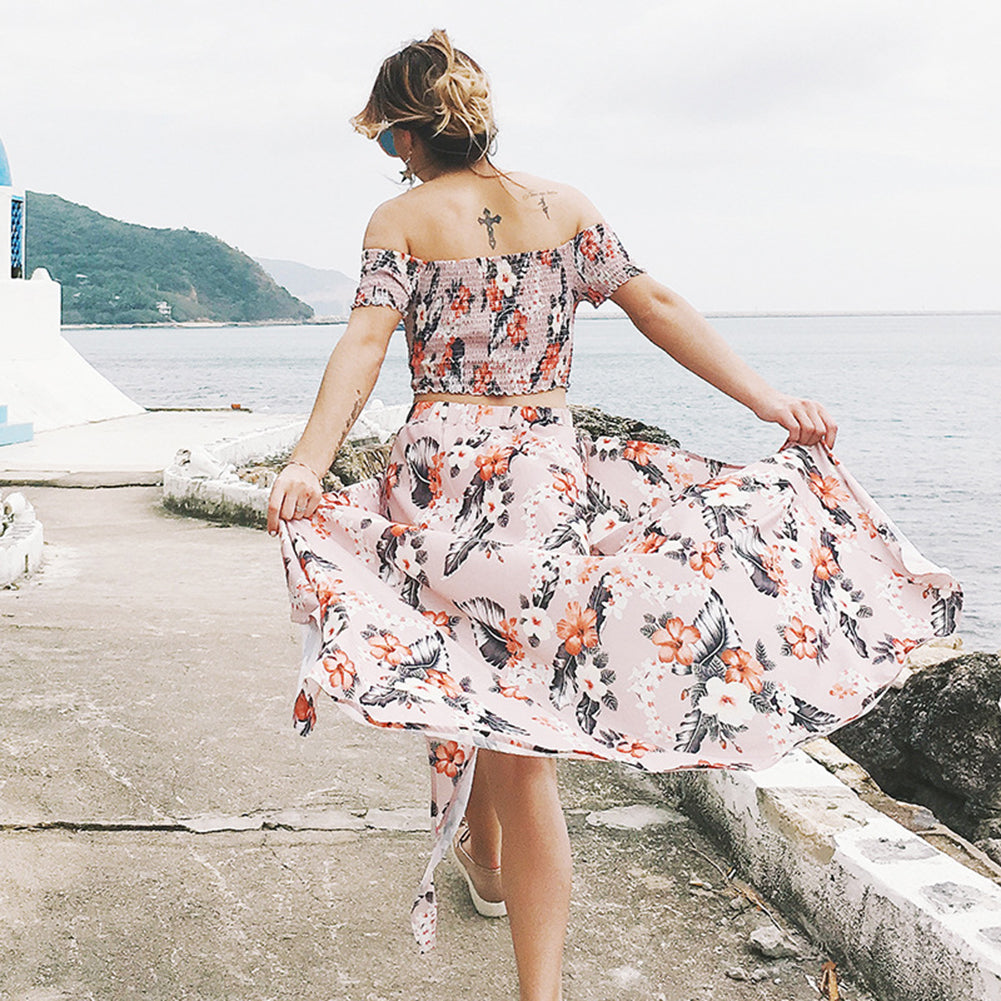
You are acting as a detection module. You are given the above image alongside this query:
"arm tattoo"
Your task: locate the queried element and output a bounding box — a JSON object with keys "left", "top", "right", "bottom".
{"left": 478, "top": 207, "right": 502, "bottom": 248}
{"left": 331, "top": 389, "right": 366, "bottom": 459}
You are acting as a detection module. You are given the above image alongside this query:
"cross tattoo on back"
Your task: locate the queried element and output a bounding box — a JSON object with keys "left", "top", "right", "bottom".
{"left": 478, "top": 207, "right": 502, "bottom": 249}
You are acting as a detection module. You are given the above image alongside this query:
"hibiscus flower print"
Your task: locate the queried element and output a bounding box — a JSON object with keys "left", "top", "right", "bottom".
{"left": 622, "top": 440, "right": 659, "bottom": 465}
{"left": 690, "top": 541, "right": 722, "bottom": 579}
{"left": 498, "top": 682, "right": 531, "bottom": 700}
{"left": 411, "top": 339, "right": 426, "bottom": 372}
{"left": 475, "top": 446, "right": 513, "bottom": 481}
{"left": 522, "top": 608, "right": 553, "bottom": 644}
{"left": 720, "top": 648, "right": 764, "bottom": 692}
{"left": 578, "top": 228, "right": 600, "bottom": 262}
{"left": 552, "top": 469, "right": 578, "bottom": 497}
{"left": 540, "top": 342, "right": 562, "bottom": 379}
{"left": 857, "top": 509, "right": 881, "bottom": 539}
{"left": 507, "top": 309, "right": 529, "bottom": 346}
{"left": 616, "top": 739, "right": 657, "bottom": 759}
{"left": 494, "top": 259, "right": 517, "bottom": 296}
{"left": 323, "top": 649, "right": 357, "bottom": 689}
{"left": 698, "top": 676, "right": 754, "bottom": 727}
{"left": 472, "top": 362, "right": 492, "bottom": 393}
{"left": 556, "top": 601, "right": 599, "bottom": 656}
{"left": 485, "top": 281, "right": 504, "bottom": 312}
{"left": 422, "top": 609, "right": 453, "bottom": 635}
{"left": 432, "top": 740, "right": 466, "bottom": 778}
{"left": 637, "top": 531, "right": 668, "bottom": 554}
{"left": 783, "top": 617, "right": 818, "bottom": 660}
{"left": 450, "top": 285, "right": 472, "bottom": 317}
{"left": 369, "top": 632, "right": 413, "bottom": 665}
{"left": 425, "top": 668, "right": 463, "bottom": 699}
{"left": 811, "top": 545, "right": 840, "bottom": 581}
{"left": 650, "top": 617, "right": 701, "bottom": 666}
{"left": 704, "top": 478, "right": 743, "bottom": 506}
{"left": 498, "top": 616, "right": 525, "bottom": 663}
{"left": 576, "top": 660, "right": 608, "bottom": 700}
{"left": 809, "top": 473, "right": 849, "bottom": 510}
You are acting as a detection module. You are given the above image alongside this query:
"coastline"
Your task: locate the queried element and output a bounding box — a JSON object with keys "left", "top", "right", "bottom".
{"left": 61, "top": 308, "right": 1001, "bottom": 332}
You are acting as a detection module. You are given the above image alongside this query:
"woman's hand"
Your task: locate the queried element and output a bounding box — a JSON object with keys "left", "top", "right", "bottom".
{"left": 753, "top": 392, "right": 838, "bottom": 451}
{"left": 267, "top": 462, "right": 324, "bottom": 536}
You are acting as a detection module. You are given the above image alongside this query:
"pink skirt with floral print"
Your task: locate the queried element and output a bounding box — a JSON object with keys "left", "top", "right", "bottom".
{"left": 277, "top": 400, "right": 961, "bottom": 952}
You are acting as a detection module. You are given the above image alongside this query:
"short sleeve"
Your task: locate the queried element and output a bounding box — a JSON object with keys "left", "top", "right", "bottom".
{"left": 352, "top": 248, "right": 418, "bottom": 315}
{"left": 572, "top": 223, "right": 645, "bottom": 307}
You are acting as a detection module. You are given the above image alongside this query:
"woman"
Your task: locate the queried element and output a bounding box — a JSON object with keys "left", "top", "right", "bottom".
{"left": 267, "top": 29, "right": 961, "bottom": 1001}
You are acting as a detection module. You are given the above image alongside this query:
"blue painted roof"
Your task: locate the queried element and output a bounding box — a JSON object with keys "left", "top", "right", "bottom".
{"left": 0, "top": 137, "right": 10, "bottom": 186}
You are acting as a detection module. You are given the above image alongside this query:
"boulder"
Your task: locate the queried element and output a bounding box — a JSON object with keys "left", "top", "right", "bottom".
{"left": 568, "top": 404, "right": 680, "bottom": 447}
{"left": 830, "top": 652, "right": 1001, "bottom": 856}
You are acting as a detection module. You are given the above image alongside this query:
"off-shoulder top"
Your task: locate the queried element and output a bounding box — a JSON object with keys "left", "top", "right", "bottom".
{"left": 352, "top": 221, "right": 644, "bottom": 395}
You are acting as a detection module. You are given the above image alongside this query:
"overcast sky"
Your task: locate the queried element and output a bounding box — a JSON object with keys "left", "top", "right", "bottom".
{"left": 2, "top": 0, "right": 998, "bottom": 311}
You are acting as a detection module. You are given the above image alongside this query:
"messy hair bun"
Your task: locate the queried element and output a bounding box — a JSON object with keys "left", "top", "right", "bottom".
{"left": 351, "top": 29, "right": 497, "bottom": 167}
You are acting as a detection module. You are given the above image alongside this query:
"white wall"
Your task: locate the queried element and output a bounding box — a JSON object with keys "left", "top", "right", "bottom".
{"left": 0, "top": 268, "right": 145, "bottom": 431}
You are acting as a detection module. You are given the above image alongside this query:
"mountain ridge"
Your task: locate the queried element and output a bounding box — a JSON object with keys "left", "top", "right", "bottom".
{"left": 25, "top": 192, "right": 313, "bottom": 325}
{"left": 254, "top": 257, "right": 355, "bottom": 319}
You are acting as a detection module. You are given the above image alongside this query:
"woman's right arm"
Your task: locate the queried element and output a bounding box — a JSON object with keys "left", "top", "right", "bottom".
{"left": 611, "top": 274, "right": 837, "bottom": 450}
{"left": 266, "top": 304, "right": 401, "bottom": 535}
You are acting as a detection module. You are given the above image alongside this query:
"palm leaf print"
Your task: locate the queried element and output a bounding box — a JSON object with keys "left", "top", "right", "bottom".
{"left": 443, "top": 518, "right": 491, "bottom": 576}
{"left": 732, "top": 524, "right": 780, "bottom": 598}
{"left": 688, "top": 589, "right": 742, "bottom": 667}
{"left": 932, "top": 591, "right": 963, "bottom": 636}
{"left": 455, "top": 595, "right": 510, "bottom": 670}
{"left": 405, "top": 437, "right": 438, "bottom": 509}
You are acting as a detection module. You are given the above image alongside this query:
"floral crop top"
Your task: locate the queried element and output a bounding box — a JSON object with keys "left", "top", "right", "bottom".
{"left": 352, "top": 222, "right": 644, "bottom": 395}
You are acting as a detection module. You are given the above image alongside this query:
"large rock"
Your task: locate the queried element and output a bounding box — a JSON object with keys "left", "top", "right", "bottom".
{"left": 569, "top": 404, "right": 680, "bottom": 447}
{"left": 830, "top": 653, "right": 1001, "bottom": 857}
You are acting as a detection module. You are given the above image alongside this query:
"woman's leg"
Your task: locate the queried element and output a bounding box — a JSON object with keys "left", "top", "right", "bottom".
{"left": 463, "top": 751, "right": 503, "bottom": 869}
{"left": 475, "top": 749, "right": 572, "bottom": 1001}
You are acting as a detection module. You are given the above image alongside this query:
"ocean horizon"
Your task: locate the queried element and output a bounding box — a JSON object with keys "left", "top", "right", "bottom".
{"left": 64, "top": 312, "right": 1000, "bottom": 651}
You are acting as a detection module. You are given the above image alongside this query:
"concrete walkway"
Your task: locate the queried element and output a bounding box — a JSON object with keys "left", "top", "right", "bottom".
{"left": 0, "top": 410, "right": 304, "bottom": 486}
{"left": 0, "top": 487, "right": 879, "bottom": 1001}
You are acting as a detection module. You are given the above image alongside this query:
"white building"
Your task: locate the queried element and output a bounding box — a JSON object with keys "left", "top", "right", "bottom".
{"left": 0, "top": 136, "right": 144, "bottom": 438}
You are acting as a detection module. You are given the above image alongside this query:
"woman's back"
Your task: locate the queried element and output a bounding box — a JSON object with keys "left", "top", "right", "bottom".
{"left": 366, "top": 168, "right": 598, "bottom": 261}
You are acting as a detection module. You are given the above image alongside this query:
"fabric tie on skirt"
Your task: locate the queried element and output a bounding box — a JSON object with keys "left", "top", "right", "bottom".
{"left": 278, "top": 400, "right": 962, "bottom": 951}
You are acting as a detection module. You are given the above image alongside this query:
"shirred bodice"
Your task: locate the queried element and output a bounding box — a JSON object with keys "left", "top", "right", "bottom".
{"left": 352, "top": 222, "right": 644, "bottom": 395}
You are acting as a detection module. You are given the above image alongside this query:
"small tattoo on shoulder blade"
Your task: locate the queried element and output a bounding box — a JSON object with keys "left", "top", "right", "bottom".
{"left": 526, "top": 189, "right": 558, "bottom": 219}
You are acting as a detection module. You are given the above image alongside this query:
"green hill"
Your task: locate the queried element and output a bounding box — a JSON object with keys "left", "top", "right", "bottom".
{"left": 24, "top": 192, "right": 313, "bottom": 325}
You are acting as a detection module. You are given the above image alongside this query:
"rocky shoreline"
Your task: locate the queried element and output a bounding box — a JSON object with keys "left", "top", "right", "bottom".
{"left": 832, "top": 648, "right": 1001, "bottom": 867}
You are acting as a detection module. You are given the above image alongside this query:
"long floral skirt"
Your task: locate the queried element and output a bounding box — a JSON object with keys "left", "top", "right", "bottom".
{"left": 277, "top": 399, "right": 962, "bottom": 952}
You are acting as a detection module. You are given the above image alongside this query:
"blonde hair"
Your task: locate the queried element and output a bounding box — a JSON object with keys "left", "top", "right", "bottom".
{"left": 351, "top": 29, "right": 497, "bottom": 166}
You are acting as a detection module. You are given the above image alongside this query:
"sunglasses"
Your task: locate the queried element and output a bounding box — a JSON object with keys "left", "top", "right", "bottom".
{"left": 377, "top": 129, "right": 398, "bottom": 157}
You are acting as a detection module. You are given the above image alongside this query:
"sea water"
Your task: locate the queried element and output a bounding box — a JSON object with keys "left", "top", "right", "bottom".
{"left": 64, "top": 313, "right": 1000, "bottom": 650}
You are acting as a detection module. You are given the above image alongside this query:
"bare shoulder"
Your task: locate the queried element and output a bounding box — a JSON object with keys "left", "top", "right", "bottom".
{"left": 503, "top": 172, "right": 604, "bottom": 233}
{"left": 361, "top": 195, "right": 412, "bottom": 253}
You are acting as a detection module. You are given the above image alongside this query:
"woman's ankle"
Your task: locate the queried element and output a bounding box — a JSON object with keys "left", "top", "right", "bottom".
{"left": 464, "top": 826, "right": 502, "bottom": 870}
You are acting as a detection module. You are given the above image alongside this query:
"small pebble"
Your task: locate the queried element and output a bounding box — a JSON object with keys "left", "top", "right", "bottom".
{"left": 748, "top": 924, "right": 801, "bottom": 959}
{"left": 730, "top": 894, "right": 752, "bottom": 911}
{"left": 688, "top": 875, "right": 714, "bottom": 890}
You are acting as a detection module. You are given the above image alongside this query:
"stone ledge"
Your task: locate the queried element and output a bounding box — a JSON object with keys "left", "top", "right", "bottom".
{"left": 658, "top": 747, "right": 1001, "bottom": 1001}
{"left": 161, "top": 404, "right": 407, "bottom": 527}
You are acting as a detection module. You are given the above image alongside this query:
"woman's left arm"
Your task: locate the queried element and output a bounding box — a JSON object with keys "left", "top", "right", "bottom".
{"left": 611, "top": 274, "right": 838, "bottom": 450}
